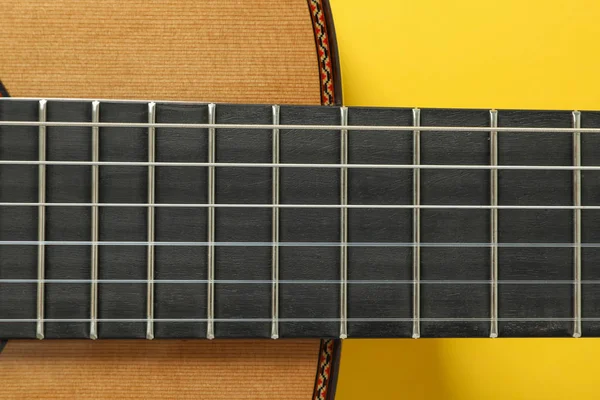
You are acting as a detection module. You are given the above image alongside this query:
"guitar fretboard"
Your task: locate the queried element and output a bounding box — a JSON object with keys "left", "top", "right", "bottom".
{"left": 1, "top": 98, "right": 599, "bottom": 339}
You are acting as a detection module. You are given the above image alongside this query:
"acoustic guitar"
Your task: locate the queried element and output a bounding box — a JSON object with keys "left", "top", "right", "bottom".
{"left": 0, "top": 1, "right": 599, "bottom": 399}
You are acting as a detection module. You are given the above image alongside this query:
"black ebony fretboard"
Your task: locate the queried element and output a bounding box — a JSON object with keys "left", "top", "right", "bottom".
{"left": 0, "top": 98, "right": 599, "bottom": 339}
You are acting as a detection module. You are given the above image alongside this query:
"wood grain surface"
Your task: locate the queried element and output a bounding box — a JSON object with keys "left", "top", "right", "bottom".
{"left": 0, "top": 0, "right": 321, "bottom": 105}
{"left": 0, "top": 1, "right": 326, "bottom": 398}
{"left": 0, "top": 340, "right": 319, "bottom": 399}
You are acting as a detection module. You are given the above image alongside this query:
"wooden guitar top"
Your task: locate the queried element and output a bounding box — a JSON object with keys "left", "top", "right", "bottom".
{"left": 0, "top": 1, "right": 342, "bottom": 399}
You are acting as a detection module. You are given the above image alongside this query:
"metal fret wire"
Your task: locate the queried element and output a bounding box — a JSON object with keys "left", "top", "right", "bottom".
{"left": 339, "top": 107, "right": 348, "bottom": 339}
{"left": 146, "top": 102, "right": 156, "bottom": 340}
{"left": 489, "top": 110, "right": 498, "bottom": 338}
{"left": 36, "top": 100, "right": 47, "bottom": 340}
{"left": 206, "top": 103, "right": 216, "bottom": 340}
{"left": 573, "top": 111, "right": 582, "bottom": 338}
{"left": 271, "top": 105, "right": 280, "bottom": 339}
{"left": 89, "top": 101, "right": 100, "bottom": 340}
{"left": 412, "top": 108, "right": 421, "bottom": 339}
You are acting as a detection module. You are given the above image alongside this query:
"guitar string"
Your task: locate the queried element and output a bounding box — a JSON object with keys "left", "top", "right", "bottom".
{"left": 2, "top": 119, "right": 600, "bottom": 134}
{"left": 0, "top": 318, "right": 598, "bottom": 323}
{"left": 0, "top": 96, "right": 594, "bottom": 115}
{"left": 0, "top": 203, "right": 597, "bottom": 210}
{"left": 0, "top": 279, "right": 598, "bottom": 284}
{"left": 0, "top": 241, "right": 595, "bottom": 247}
{"left": 0, "top": 160, "right": 599, "bottom": 170}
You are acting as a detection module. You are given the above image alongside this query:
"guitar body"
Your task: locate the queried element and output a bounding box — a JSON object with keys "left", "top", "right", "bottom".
{"left": 0, "top": 1, "right": 342, "bottom": 399}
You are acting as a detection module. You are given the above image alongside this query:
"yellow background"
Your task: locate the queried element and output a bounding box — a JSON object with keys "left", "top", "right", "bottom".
{"left": 329, "top": 0, "right": 600, "bottom": 399}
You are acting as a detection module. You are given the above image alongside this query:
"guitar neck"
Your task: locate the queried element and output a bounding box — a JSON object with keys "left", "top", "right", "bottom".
{"left": 0, "top": 97, "right": 599, "bottom": 340}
